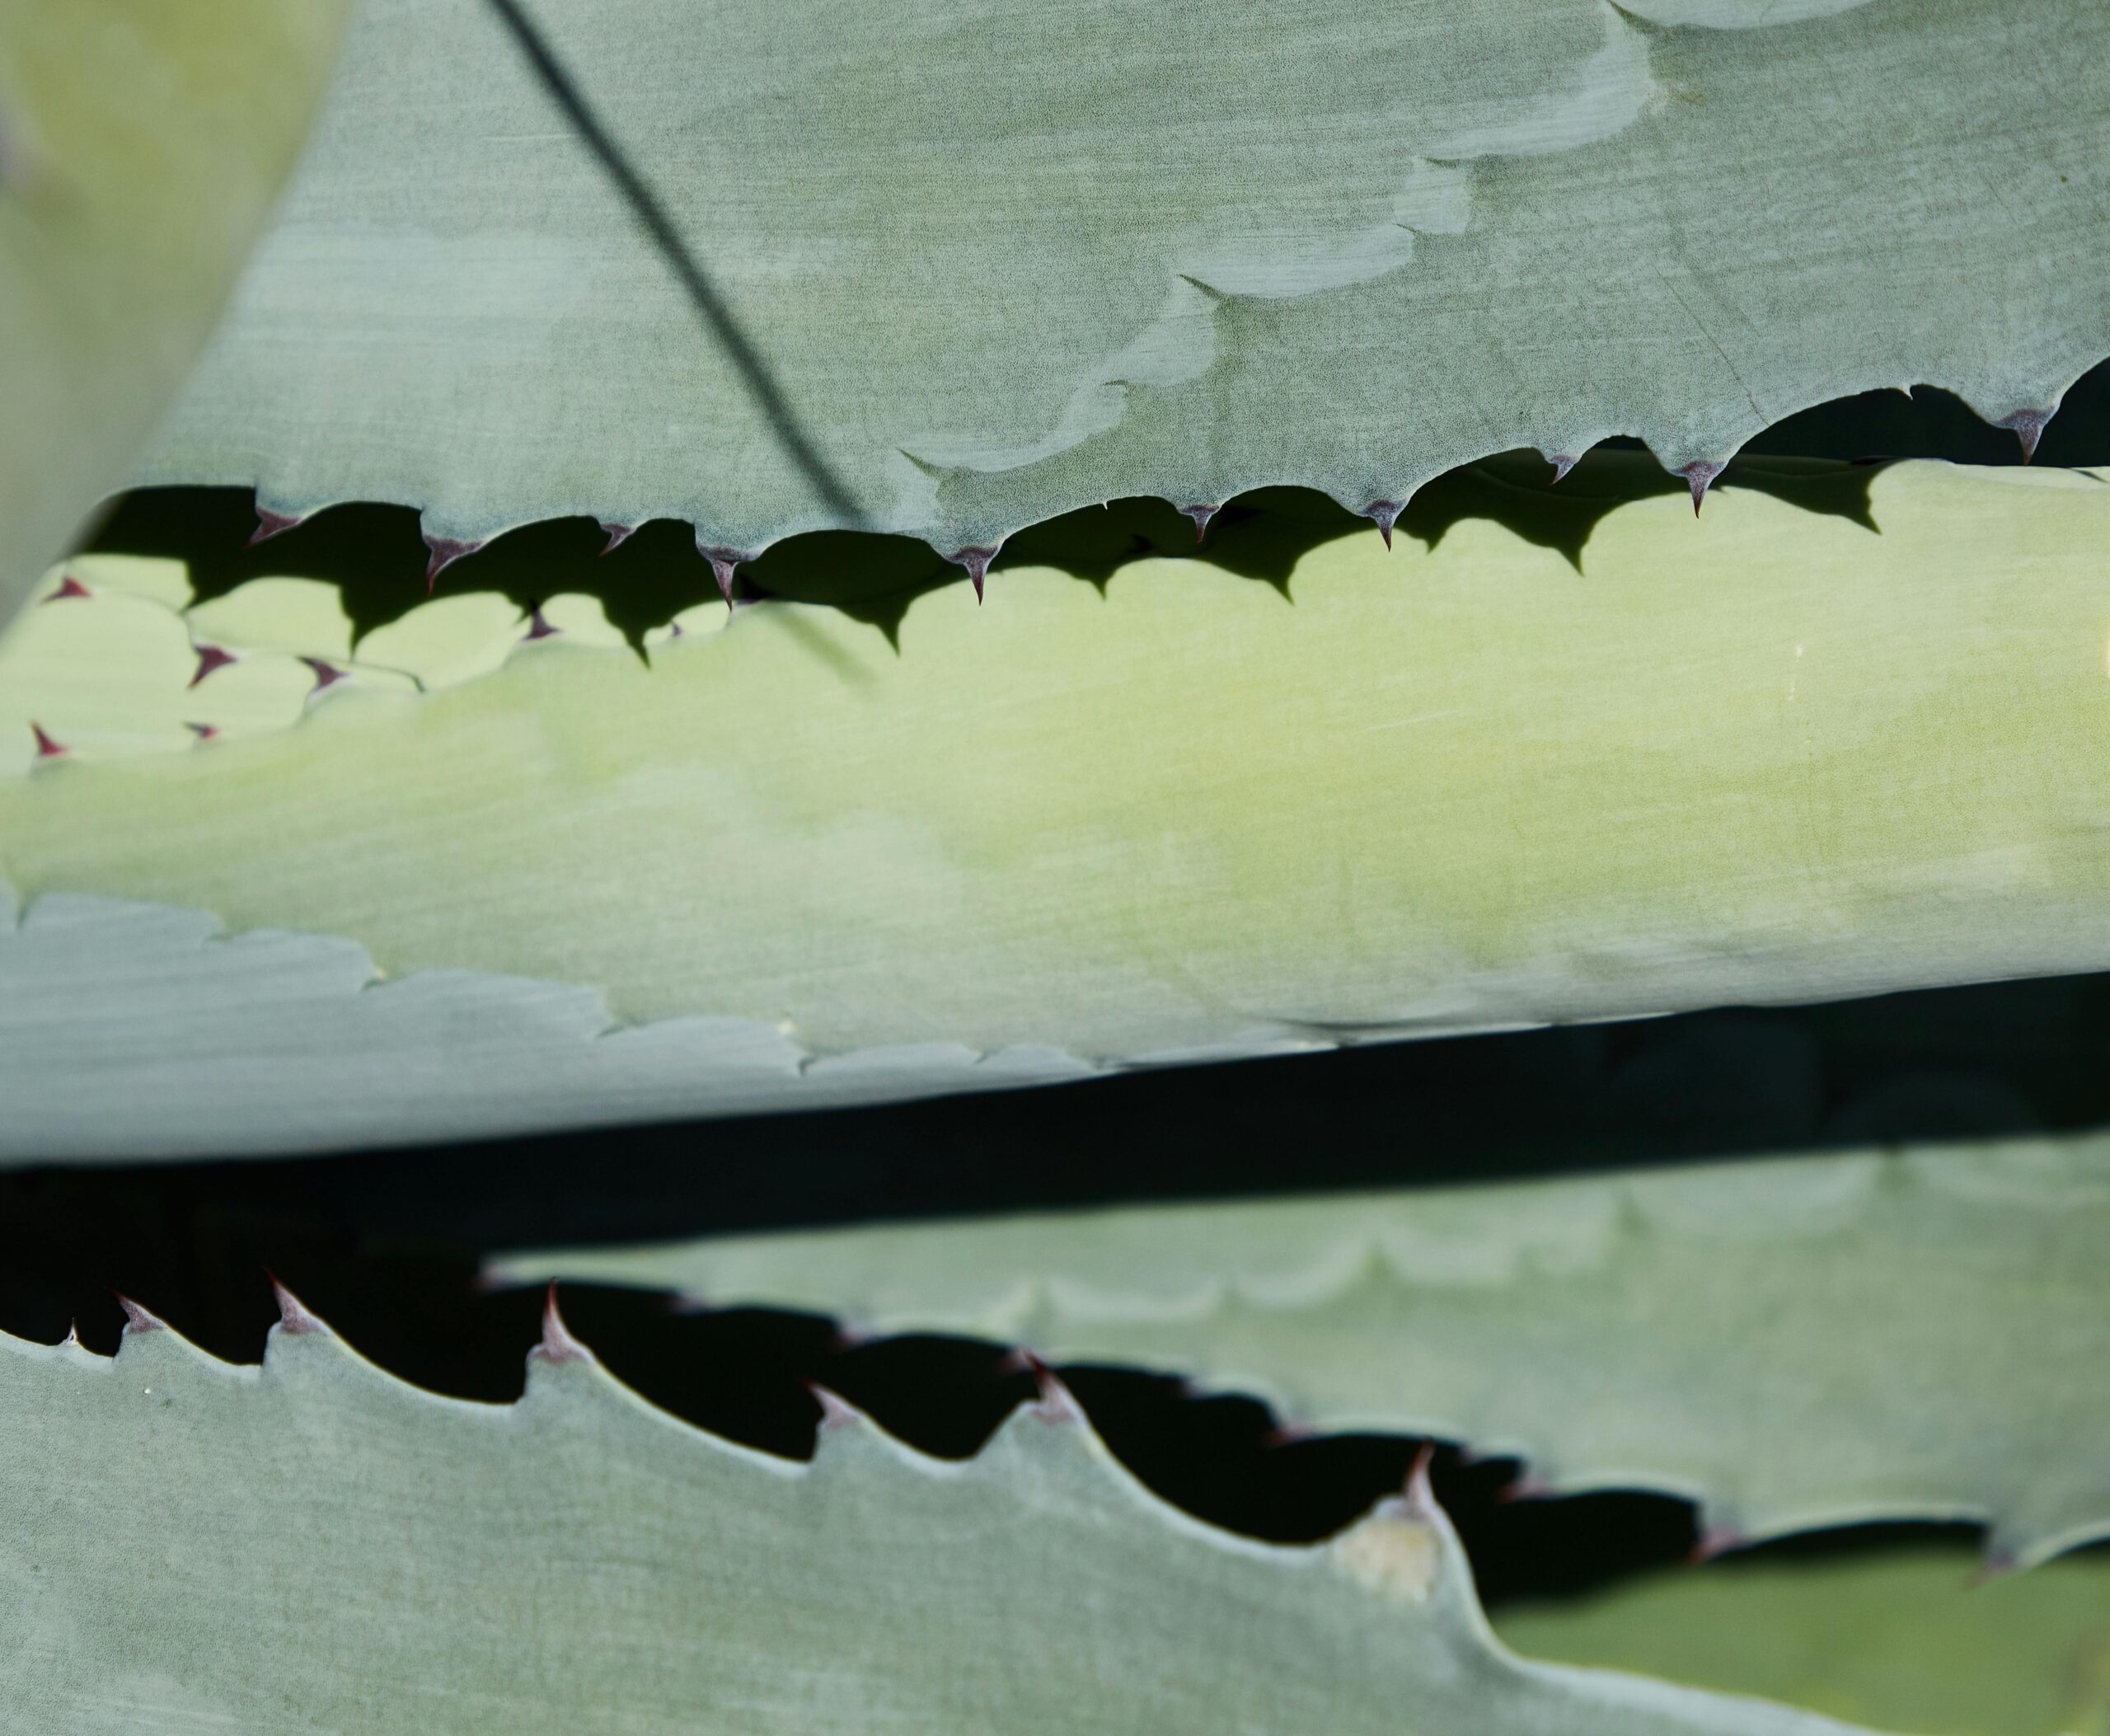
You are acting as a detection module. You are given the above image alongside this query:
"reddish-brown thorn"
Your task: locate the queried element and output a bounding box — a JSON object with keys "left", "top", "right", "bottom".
{"left": 1545, "top": 455, "right": 1578, "bottom": 486}
{"left": 1995, "top": 408, "right": 2055, "bottom": 464}
{"left": 43, "top": 574, "right": 91, "bottom": 603}
{"left": 1500, "top": 1471, "right": 1553, "bottom": 1504}
{"left": 1181, "top": 504, "right": 1220, "bottom": 543}
{"left": 298, "top": 656, "right": 345, "bottom": 692}
{"left": 598, "top": 522, "right": 635, "bottom": 556}
{"left": 266, "top": 1270, "right": 329, "bottom": 1337}
{"left": 1020, "top": 1349, "right": 1085, "bottom": 1424}
{"left": 114, "top": 1293, "right": 165, "bottom": 1335}
{"left": 950, "top": 547, "right": 998, "bottom": 603}
{"left": 535, "top": 1281, "right": 593, "bottom": 1365}
{"left": 1263, "top": 1419, "right": 1319, "bottom": 1450}
{"left": 702, "top": 549, "right": 743, "bottom": 608}
{"left": 1675, "top": 461, "right": 1723, "bottom": 516}
{"left": 30, "top": 722, "right": 65, "bottom": 760}
{"left": 524, "top": 605, "right": 558, "bottom": 640}
{"left": 248, "top": 507, "right": 301, "bottom": 547}
{"left": 185, "top": 722, "right": 220, "bottom": 743}
{"left": 1690, "top": 1524, "right": 1745, "bottom": 1565}
{"left": 1402, "top": 1443, "right": 1438, "bottom": 1518}
{"left": 807, "top": 1382, "right": 863, "bottom": 1432}
{"left": 189, "top": 643, "right": 237, "bottom": 688}
{"left": 1363, "top": 500, "right": 1401, "bottom": 550}
{"left": 422, "top": 533, "right": 481, "bottom": 594}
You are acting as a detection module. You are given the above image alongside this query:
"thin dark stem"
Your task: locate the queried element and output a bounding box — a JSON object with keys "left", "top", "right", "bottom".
{"left": 482, "top": 0, "right": 863, "bottom": 527}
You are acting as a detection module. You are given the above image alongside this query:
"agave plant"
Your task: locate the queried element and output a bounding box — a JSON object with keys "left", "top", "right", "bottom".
{"left": 2, "top": 0, "right": 2108, "bottom": 1729}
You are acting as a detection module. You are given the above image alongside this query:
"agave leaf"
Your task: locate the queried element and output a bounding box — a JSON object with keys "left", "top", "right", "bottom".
{"left": 492, "top": 1135, "right": 2110, "bottom": 1569}
{"left": 0, "top": 0, "right": 348, "bottom": 624}
{"left": 0, "top": 1294, "right": 1902, "bottom": 1733}
{"left": 1498, "top": 1548, "right": 2110, "bottom": 1736}
{"left": 6, "top": 460, "right": 2110, "bottom": 1154}
{"left": 134, "top": 0, "right": 2108, "bottom": 556}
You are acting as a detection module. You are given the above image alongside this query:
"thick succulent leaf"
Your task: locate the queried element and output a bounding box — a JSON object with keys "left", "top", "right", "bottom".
{"left": 0, "top": 1300, "right": 1897, "bottom": 1734}
{"left": 135, "top": 0, "right": 2108, "bottom": 554}
{"left": 1497, "top": 1548, "right": 2110, "bottom": 1736}
{"left": 0, "top": 0, "right": 347, "bottom": 623}
{"left": 493, "top": 1135, "right": 2110, "bottom": 1569}
{"left": 8, "top": 460, "right": 2110, "bottom": 1155}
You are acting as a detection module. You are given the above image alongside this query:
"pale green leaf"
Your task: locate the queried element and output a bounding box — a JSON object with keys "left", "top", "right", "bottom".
{"left": 0, "top": 0, "right": 347, "bottom": 622}
{"left": 135, "top": 0, "right": 2108, "bottom": 554}
{"left": 1498, "top": 1548, "right": 2110, "bottom": 1736}
{"left": 7, "top": 459, "right": 2110, "bottom": 1153}
{"left": 493, "top": 1135, "right": 2110, "bottom": 1568}
{"left": 0, "top": 1298, "right": 1905, "bottom": 1734}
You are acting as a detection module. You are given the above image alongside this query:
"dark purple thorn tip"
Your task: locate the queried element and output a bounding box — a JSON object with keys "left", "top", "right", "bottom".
{"left": 1181, "top": 504, "right": 1220, "bottom": 544}
{"left": 950, "top": 547, "right": 998, "bottom": 603}
{"left": 248, "top": 507, "right": 301, "bottom": 547}
{"left": 298, "top": 656, "right": 346, "bottom": 692}
{"left": 1996, "top": 408, "right": 2055, "bottom": 464}
{"left": 1545, "top": 455, "right": 1578, "bottom": 486}
{"left": 30, "top": 722, "right": 64, "bottom": 760}
{"left": 1675, "top": 461, "right": 1723, "bottom": 516}
{"left": 44, "top": 574, "right": 91, "bottom": 603}
{"left": 525, "top": 606, "right": 558, "bottom": 640}
{"left": 115, "top": 1293, "right": 164, "bottom": 1335}
{"left": 189, "top": 643, "right": 237, "bottom": 688}
{"left": 185, "top": 722, "right": 219, "bottom": 743}
{"left": 1363, "top": 501, "right": 1401, "bottom": 550}
{"left": 598, "top": 522, "right": 635, "bottom": 557}
{"left": 702, "top": 549, "right": 743, "bottom": 608}
{"left": 422, "top": 533, "right": 481, "bottom": 594}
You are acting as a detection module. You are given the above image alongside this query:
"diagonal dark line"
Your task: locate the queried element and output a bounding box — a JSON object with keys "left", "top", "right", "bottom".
{"left": 482, "top": 0, "right": 862, "bottom": 528}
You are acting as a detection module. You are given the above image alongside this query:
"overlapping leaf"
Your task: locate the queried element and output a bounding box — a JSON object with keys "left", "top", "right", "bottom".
{"left": 496, "top": 1135, "right": 2110, "bottom": 1568}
